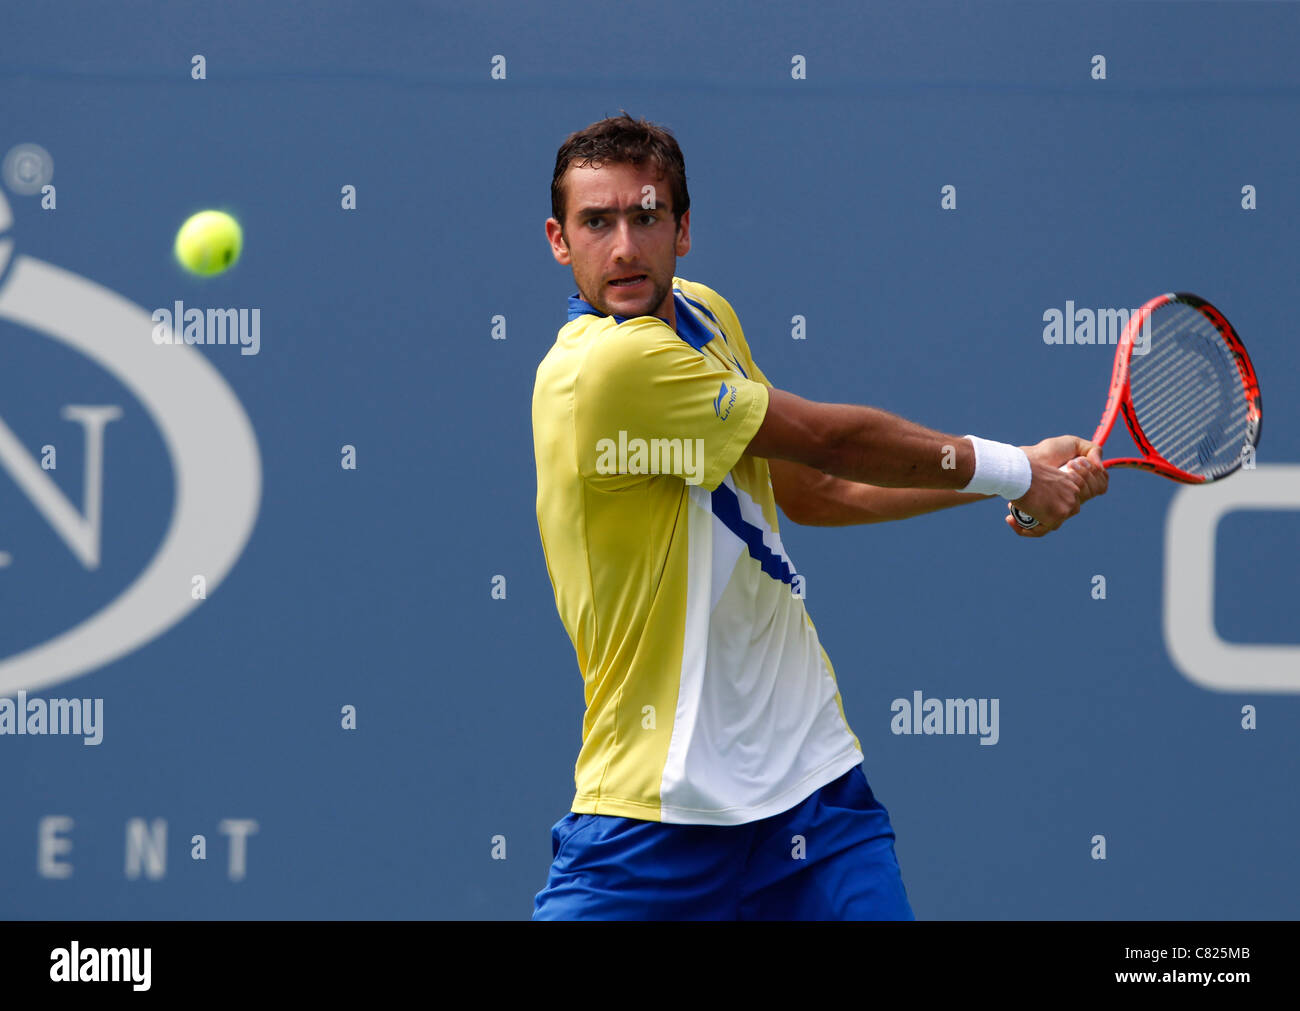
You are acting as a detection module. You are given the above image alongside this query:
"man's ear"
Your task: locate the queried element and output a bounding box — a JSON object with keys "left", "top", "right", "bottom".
{"left": 675, "top": 209, "right": 691, "bottom": 256}
{"left": 546, "top": 217, "right": 571, "bottom": 265}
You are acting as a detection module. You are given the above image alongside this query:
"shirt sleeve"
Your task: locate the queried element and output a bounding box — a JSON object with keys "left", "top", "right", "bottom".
{"left": 574, "top": 318, "right": 769, "bottom": 491}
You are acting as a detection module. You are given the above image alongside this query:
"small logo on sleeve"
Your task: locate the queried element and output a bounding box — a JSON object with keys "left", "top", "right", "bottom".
{"left": 713, "top": 381, "right": 737, "bottom": 421}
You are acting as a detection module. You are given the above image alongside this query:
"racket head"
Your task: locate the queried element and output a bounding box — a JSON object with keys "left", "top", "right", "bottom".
{"left": 1010, "top": 292, "right": 1261, "bottom": 530}
{"left": 1106, "top": 292, "right": 1261, "bottom": 482}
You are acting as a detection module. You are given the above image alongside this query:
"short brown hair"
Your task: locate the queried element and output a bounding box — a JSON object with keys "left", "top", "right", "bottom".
{"left": 551, "top": 111, "right": 690, "bottom": 232}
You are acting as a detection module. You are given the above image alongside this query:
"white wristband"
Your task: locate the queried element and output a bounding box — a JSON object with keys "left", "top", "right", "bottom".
{"left": 961, "top": 435, "right": 1032, "bottom": 500}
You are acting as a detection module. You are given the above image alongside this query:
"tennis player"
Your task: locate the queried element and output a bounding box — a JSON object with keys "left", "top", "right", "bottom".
{"left": 531, "top": 113, "right": 1107, "bottom": 920}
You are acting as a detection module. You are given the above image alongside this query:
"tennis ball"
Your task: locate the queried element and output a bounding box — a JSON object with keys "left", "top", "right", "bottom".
{"left": 174, "top": 210, "right": 242, "bottom": 276}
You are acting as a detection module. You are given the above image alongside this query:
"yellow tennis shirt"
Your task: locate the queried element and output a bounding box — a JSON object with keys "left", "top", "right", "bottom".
{"left": 532, "top": 277, "right": 864, "bottom": 825}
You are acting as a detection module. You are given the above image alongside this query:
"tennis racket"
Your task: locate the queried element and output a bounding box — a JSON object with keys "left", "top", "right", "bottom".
{"left": 1010, "top": 292, "right": 1261, "bottom": 529}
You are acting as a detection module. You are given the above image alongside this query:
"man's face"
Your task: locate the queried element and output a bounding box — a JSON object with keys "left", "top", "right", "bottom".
{"left": 546, "top": 161, "right": 690, "bottom": 324}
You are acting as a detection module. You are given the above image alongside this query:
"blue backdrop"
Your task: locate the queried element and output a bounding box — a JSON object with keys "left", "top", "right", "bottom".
{"left": 1, "top": 0, "right": 1296, "bottom": 919}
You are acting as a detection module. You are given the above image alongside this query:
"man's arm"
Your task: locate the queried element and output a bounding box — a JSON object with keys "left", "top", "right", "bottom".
{"left": 744, "top": 388, "right": 1105, "bottom": 532}
{"left": 768, "top": 457, "right": 992, "bottom": 526}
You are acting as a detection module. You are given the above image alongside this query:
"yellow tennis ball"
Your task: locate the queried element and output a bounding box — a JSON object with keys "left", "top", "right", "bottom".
{"left": 174, "top": 210, "right": 242, "bottom": 276}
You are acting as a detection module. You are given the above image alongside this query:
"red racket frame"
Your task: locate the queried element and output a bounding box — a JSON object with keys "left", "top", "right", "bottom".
{"left": 1010, "top": 292, "right": 1261, "bottom": 529}
{"left": 1095, "top": 291, "right": 1262, "bottom": 481}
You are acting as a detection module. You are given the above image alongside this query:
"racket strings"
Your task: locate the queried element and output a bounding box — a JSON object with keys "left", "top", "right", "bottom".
{"left": 1134, "top": 345, "right": 1237, "bottom": 472}
{"left": 1127, "top": 303, "right": 1251, "bottom": 479}
{"left": 1138, "top": 348, "right": 1227, "bottom": 450}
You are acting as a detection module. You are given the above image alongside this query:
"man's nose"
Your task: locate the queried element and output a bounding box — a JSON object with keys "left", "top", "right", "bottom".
{"left": 611, "top": 219, "right": 639, "bottom": 258}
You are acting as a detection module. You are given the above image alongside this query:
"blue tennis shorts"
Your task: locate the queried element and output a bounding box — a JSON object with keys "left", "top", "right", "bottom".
{"left": 532, "top": 764, "right": 913, "bottom": 921}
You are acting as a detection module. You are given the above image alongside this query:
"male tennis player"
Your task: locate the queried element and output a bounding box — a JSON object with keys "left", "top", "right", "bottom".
{"left": 531, "top": 113, "right": 1107, "bottom": 920}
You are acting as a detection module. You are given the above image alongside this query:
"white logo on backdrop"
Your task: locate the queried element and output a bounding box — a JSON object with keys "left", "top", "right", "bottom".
{"left": 0, "top": 186, "right": 261, "bottom": 696}
{"left": 1164, "top": 465, "right": 1300, "bottom": 693}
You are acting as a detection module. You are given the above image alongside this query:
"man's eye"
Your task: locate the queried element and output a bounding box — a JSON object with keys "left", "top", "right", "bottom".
{"left": 585, "top": 218, "right": 604, "bottom": 228}
{"left": 640, "top": 213, "right": 657, "bottom": 224}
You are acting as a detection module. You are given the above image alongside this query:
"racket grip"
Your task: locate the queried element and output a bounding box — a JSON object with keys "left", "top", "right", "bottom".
{"left": 1009, "top": 461, "right": 1079, "bottom": 530}
{"left": 1010, "top": 505, "right": 1039, "bottom": 529}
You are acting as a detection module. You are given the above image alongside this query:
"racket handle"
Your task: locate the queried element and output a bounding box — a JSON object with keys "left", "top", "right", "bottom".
{"left": 1010, "top": 505, "right": 1039, "bottom": 529}
{"left": 1009, "top": 462, "right": 1080, "bottom": 530}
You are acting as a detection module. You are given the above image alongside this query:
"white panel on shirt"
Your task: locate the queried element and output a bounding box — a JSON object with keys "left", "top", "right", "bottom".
{"left": 659, "top": 478, "right": 863, "bottom": 825}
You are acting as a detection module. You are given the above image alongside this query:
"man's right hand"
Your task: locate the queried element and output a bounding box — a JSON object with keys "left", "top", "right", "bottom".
{"left": 1007, "top": 436, "right": 1108, "bottom": 536}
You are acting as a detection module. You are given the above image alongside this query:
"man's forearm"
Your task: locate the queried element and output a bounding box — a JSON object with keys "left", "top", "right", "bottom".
{"left": 756, "top": 391, "right": 1042, "bottom": 521}
{"left": 791, "top": 468, "right": 992, "bottom": 526}
{"left": 818, "top": 403, "right": 977, "bottom": 489}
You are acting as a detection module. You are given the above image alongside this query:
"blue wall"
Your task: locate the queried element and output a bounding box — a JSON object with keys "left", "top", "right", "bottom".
{"left": 1, "top": 0, "right": 1296, "bottom": 919}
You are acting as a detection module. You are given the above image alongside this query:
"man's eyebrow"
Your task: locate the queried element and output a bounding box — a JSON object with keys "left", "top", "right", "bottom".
{"left": 575, "top": 204, "right": 667, "bottom": 217}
